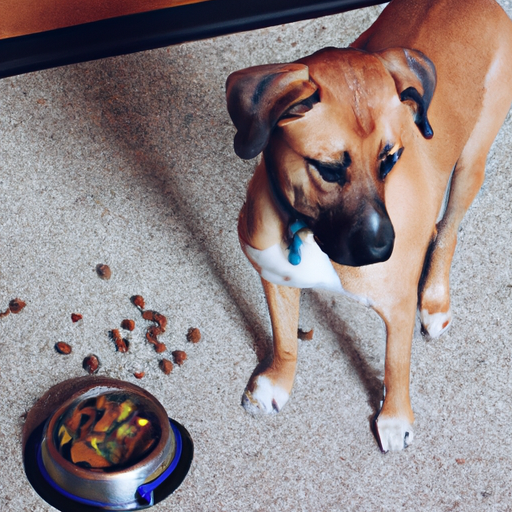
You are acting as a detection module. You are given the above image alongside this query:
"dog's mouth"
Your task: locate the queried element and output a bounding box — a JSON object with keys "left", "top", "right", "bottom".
{"left": 313, "top": 204, "right": 395, "bottom": 267}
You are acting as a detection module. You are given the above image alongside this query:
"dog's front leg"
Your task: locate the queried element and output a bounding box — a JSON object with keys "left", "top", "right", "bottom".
{"left": 374, "top": 298, "right": 417, "bottom": 452}
{"left": 242, "top": 278, "right": 300, "bottom": 414}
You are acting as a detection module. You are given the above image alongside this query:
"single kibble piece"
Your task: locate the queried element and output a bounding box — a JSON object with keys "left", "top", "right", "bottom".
{"left": 132, "top": 295, "right": 145, "bottom": 309}
{"left": 111, "top": 329, "right": 128, "bottom": 352}
{"left": 9, "top": 298, "right": 26, "bottom": 314}
{"left": 298, "top": 328, "right": 314, "bottom": 341}
{"left": 172, "top": 350, "right": 187, "bottom": 366}
{"left": 55, "top": 342, "right": 72, "bottom": 354}
{"left": 154, "top": 342, "right": 167, "bottom": 353}
{"left": 142, "top": 310, "right": 168, "bottom": 332}
{"left": 145, "top": 326, "right": 162, "bottom": 346}
{"left": 83, "top": 355, "right": 100, "bottom": 374}
{"left": 133, "top": 371, "right": 145, "bottom": 379}
{"left": 121, "top": 319, "right": 135, "bottom": 331}
{"left": 142, "top": 310, "right": 155, "bottom": 321}
{"left": 160, "top": 359, "right": 173, "bottom": 375}
{"left": 187, "top": 327, "right": 201, "bottom": 343}
{"left": 117, "top": 340, "right": 128, "bottom": 353}
{"left": 96, "top": 264, "right": 112, "bottom": 280}
{"left": 154, "top": 312, "right": 167, "bottom": 331}
{"left": 71, "top": 313, "right": 83, "bottom": 323}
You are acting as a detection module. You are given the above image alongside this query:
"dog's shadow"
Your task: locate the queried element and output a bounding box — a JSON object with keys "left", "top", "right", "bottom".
{"left": 52, "top": 51, "right": 271, "bottom": 354}
{"left": 302, "top": 289, "right": 386, "bottom": 420}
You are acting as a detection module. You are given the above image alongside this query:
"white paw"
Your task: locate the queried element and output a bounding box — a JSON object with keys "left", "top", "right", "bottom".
{"left": 242, "top": 376, "right": 290, "bottom": 415}
{"left": 420, "top": 309, "right": 452, "bottom": 338}
{"left": 375, "top": 416, "right": 414, "bottom": 452}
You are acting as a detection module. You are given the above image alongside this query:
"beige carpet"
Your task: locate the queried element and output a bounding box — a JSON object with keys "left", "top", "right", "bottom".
{"left": 1, "top": 2, "right": 512, "bottom": 510}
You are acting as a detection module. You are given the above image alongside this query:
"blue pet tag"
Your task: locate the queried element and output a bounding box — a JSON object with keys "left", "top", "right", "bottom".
{"left": 288, "top": 220, "right": 308, "bottom": 266}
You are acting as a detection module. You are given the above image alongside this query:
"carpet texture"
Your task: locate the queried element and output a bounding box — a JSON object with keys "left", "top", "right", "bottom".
{"left": 1, "top": 2, "right": 512, "bottom": 510}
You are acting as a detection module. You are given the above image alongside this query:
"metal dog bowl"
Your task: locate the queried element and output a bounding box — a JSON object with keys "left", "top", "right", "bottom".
{"left": 23, "top": 377, "right": 193, "bottom": 511}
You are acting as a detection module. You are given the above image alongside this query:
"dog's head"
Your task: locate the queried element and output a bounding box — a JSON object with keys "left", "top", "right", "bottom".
{"left": 226, "top": 47, "right": 436, "bottom": 266}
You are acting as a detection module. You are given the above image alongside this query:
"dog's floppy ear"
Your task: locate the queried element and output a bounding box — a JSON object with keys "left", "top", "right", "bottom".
{"left": 226, "top": 63, "right": 318, "bottom": 159}
{"left": 376, "top": 48, "right": 436, "bottom": 139}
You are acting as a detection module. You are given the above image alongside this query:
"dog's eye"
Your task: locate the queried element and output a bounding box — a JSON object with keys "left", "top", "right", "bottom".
{"left": 380, "top": 147, "right": 404, "bottom": 180}
{"left": 307, "top": 152, "right": 350, "bottom": 185}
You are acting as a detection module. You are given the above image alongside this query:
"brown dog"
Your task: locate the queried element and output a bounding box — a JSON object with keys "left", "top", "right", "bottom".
{"left": 226, "top": 0, "right": 512, "bottom": 451}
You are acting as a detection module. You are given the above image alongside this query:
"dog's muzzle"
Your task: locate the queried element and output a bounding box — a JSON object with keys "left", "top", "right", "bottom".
{"left": 314, "top": 202, "right": 395, "bottom": 267}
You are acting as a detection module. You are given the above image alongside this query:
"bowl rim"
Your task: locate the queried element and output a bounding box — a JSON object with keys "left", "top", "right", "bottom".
{"left": 42, "top": 380, "right": 172, "bottom": 481}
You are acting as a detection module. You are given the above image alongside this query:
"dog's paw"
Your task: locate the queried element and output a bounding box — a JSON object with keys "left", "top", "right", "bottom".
{"left": 242, "top": 376, "right": 290, "bottom": 415}
{"left": 419, "top": 308, "right": 452, "bottom": 338}
{"left": 375, "top": 416, "right": 414, "bottom": 452}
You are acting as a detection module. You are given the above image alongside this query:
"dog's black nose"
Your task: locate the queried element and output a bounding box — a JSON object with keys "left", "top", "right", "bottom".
{"left": 314, "top": 202, "right": 395, "bottom": 267}
{"left": 347, "top": 205, "right": 395, "bottom": 266}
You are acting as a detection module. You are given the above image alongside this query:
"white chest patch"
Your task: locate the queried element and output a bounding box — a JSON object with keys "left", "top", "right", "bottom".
{"left": 243, "top": 232, "right": 344, "bottom": 294}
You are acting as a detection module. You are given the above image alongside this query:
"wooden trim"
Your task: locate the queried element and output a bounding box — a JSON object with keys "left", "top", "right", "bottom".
{"left": 0, "top": 0, "right": 210, "bottom": 40}
{"left": 0, "top": 0, "right": 384, "bottom": 79}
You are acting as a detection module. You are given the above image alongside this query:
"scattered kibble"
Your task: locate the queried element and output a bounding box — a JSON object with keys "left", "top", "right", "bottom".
{"left": 298, "top": 328, "right": 314, "bottom": 341}
{"left": 51, "top": 292, "right": 187, "bottom": 377}
{"left": 131, "top": 295, "right": 145, "bottom": 309}
{"left": 121, "top": 319, "right": 135, "bottom": 331}
{"left": 187, "top": 327, "right": 201, "bottom": 343}
{"left": 55, "top": 342, "right": 72, "bottom": 354}
{"left": 96, "top": 264, "right": 112, "bottom": 280}
{"left": 160, "top": 359, "right": 173, "bottom": 375}
{"left": 111, "top": 329, "right": 128, "bottom": 353}
{"left": 172, "top": 350, "right": 187, "bottom": 366}
{"left": 83, "top": 355, "right": 100, "bottom": 374}
{"left": 9, "top": 298, "right": 26, "bottom": 314}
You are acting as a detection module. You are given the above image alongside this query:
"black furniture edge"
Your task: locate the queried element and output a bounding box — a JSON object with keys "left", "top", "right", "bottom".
{"left": 0, "top": 0, "right": 384, "bottom": 79}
